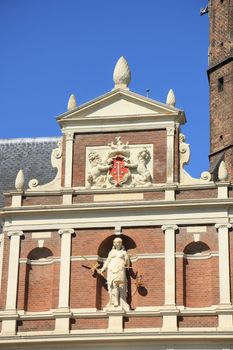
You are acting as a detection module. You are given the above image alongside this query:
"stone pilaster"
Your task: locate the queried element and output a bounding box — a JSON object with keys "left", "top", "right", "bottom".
{"left": 161, "top": 224, "right": 178, "bottom": 331}
{"left": 55, "top": 228, "right": 74, "bottom": 333}
{"left": 2, "top": 230, "right": 24, "bottom": 335}
{"left": 215, "top": 223, "right": 233, "bottom": 330}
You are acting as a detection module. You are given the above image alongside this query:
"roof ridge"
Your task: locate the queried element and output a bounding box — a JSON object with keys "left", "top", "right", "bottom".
{"left": 0, "top": 136, "right": 61, "bottom": 144}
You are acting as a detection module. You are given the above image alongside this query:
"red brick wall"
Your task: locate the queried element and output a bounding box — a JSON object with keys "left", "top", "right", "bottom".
{"left": 174, "top": 126, "right": 180, "bottom": 183}
{"left": 72, "top": 130, "right": 167, "bottom": 187}
{"left": 209, "top": 0, "right": 233, "bottom": 181}
{"left": 23, "top": 263, "right": 59, "bottom": 312}
{"left": 72, "top": 191, "right": 165, "bottom": 204}
{"left": 20, "top": 231, "right": 61, "bottom": 259}
{"left": 22, "top": 196, "right": 62, "bottom": 206}
{"left": 183, "top": 256, "right": 219, "bottom": 307}
{"left": 176, "top": 226, "right": 219, "bottom": 307}
{"left": 176, "top": 226, "right": 218, "bottom": 252}
{"left": 130, "top": 259, "right": 164, "bottom": 308}
{"left": 209, "top": 0, "right": 233, "bottom": 65}
{"left": 70, "top": 318, "right": 108, "bottom": 330}
{"left": 3, "top": 195, "right": 11, "bottom": 207}
{"left": 176, "top": 189, "right": 217, "bottom": 200}
{"left": 17, "top": 319, "right": 55, "bottom": 332}
{"left": 17, "top": 231, "right": 60, "bottom": 311}
{"left": 124, "top": 316, "right": 162, "bottom": 328}
{"left": 178, "top": 316, "right": 218, "bottom": 328}
{"left": 61, "top": 136, "right": 66, "bottom": 187}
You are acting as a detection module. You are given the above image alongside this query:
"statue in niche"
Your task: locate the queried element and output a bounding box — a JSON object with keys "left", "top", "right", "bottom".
{"left": 125, "top": 147, "right": 152, "bottom": 187}
{"left": 87, "top": 151, "right": 112, "bottom": 188}
{"left": 98, "top": 237, "right": 130, "bottom": 310}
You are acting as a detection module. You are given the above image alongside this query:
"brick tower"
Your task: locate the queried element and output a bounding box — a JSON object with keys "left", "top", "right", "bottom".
{"left": 208, "top": 0, "right": 233, "bottom": 181}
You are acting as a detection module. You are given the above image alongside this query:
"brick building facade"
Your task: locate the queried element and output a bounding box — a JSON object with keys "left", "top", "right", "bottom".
{"left": 0, "top": 2, "right": 232, "bottom": 349}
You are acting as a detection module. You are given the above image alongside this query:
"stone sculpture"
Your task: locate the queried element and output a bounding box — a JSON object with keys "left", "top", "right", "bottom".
{"left": 87, "top": 137, "right": 153, "bottom": 189}
{"left": 87, "top": 151, "right": 112, "bottom": 188}
{"left": 98, "top": 237, "right": 130, "bottom": 310}
{"left": 125, "top": 147, "right": 152, "bottom": 187}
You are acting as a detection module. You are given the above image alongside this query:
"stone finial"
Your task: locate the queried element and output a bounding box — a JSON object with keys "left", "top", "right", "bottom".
{"left": 218, "top": 160, "right": 228, "bottom": 181}
{"left": 166, "top": 89, "right": 176, "bottom": 106}
{"left": 113, "top": 56, "right": 131, "bottom": 89}
{"left": 15, "top": 170, "right": 24, "bottom": 191}
{"left": 67, "top": 94, "right": 77, "bottom": 111}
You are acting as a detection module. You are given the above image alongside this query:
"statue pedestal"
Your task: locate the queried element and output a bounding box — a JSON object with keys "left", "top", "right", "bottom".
{"left": 106, "top": 308, "right": 125, "bottom": 333}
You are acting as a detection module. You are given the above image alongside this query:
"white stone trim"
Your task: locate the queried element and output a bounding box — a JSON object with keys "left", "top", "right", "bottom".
{"left": 162, "top": 225, "right": 178, "bottom": 306}
{"left": 58, "top": 229, "right": 74, "bottom": 309}
{"left": 217, "top": 182, "right": 229, "bottom": 199}
{"left": 64, "top": 132, "right": 74, "bottom": 188}
{"left": 5, "top": 231, "right": 24, "bottom": 310}
{"left": 186, "top": 226, "right": 207, "bottom": 232}
{"left": 0, "top": 233, "right": 4, "bottom": 291}
{"left": 215, "top": 223, "right": 232, "bottom": 306}
{"left": 11, "top": 193, "right": 22, "bottom": 207}
{"left": 2, "top": 231, "right": 24, "bottom": 335}
{"left": 176, "top": 251, "right": 219, "bottom": 259}
{"left": 63, "top": 193, "right": 73, "bottom": 205}
{"left": 31, "top": 231, "right": 52, "bottom": 238}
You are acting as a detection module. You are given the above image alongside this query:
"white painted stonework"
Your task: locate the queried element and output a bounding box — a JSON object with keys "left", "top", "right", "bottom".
{"left": 28, "top": 141, "right": 62, "bottom": 191}
{"left": 86, "top": 138, "right": 153, "bottom": 188}
{"left": 179, "top": 133, "right": 211, "bottom": 184}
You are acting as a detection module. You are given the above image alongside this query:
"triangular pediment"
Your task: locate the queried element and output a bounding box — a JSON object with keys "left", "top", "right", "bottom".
{"left": 57, "top": 89, "right": 185, "bottom": 123}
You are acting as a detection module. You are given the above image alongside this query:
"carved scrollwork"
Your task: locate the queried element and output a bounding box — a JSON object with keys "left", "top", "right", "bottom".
{"left": 28, "top": 178, "right": 39, "bottom": 189}
{"left": 28, "top": 141, "right": 62, "bottom": 191}
{"left": 201, "top": 171, "right": 211, "bottom": 181}
{"left": 179, "top": 133, "right": 211, "bottom": 184}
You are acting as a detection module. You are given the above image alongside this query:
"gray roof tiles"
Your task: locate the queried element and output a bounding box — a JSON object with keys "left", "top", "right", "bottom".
{"left": 0, "top": 137, "right": 61, "bottom": 207}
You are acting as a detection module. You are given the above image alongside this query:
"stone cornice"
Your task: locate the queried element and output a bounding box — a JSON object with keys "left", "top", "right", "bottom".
{"left": 1, "top": 197, "right": 233, "bottom": 217}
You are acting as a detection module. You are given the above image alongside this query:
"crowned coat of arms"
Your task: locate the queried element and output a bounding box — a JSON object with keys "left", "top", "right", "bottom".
{"left": 87, "top": 137, "right": 152, "bottom": 189}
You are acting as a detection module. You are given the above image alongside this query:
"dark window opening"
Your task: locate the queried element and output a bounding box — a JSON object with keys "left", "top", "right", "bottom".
{"left": 218, "top": 77, "right": 224, "bottom": 92}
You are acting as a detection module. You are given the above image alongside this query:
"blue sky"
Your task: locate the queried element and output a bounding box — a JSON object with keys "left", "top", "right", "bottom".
{"left": 0, "top": 0, "right": 209, "bottom": 177}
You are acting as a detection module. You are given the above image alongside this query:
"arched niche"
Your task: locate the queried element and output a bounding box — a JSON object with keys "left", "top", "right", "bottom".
{"left": 24, "top": 247, "right": 55, "bottom": 311}
{"left": 96, "top": 234, "right": 136, "bottom": 310}
{"left": 183, "top": 241, "right": 217, "bottom": 307}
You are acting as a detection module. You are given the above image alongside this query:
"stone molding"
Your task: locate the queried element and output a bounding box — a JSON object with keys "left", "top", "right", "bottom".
{"left": 215, "top": 223, "right": 232, "bottom": 230}
{"left": 7, "top": 230, "right": 24, "bottom": 238}
{"left": 162, "top": 225, "right": 178, "bottom": 232}
{"left": 65, "top": 132, "right": 74, "bottom": 142}
{"left": 58, "top": 228, "right": 75, "bottom": 236}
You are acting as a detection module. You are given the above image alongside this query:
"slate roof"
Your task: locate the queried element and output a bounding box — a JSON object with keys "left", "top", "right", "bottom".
{"left": 0, "top": 137, "right": 61, "bottom": 207}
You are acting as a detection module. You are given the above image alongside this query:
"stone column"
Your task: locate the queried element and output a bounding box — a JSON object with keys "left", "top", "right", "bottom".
{"left": 55, "top": 228, "right": 74, "bottom": 333}
{"left": 2, "top": 230, "right": 24, "bottom": 335}
{"left": 215, "top": 223, "right": 232, "bottom": 330}
{"left": 162, "top": 225, "right": 178, "bottom": 331}
{"left": 64, "top": 132, "right": 74, "bottom": 188}
{"left": 166, "top": 127, "right": 175, "bottom": 184}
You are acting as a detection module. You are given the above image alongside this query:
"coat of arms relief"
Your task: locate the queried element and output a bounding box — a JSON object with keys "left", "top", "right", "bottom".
{"left": 86, "top": 137, "right": 153, "bottom": 189}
